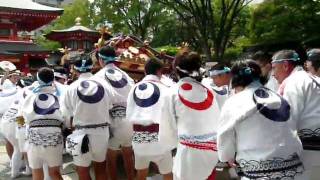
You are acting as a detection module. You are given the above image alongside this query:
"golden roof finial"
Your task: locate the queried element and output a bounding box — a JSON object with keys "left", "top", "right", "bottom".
{"left": 75, "top": 17, "right": 82, "bottom": 25}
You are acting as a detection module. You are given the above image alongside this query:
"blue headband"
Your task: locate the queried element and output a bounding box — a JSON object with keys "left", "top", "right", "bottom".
{"left": 98, "top": 53, "right": 116, "bottom": 62}
{"left": 209, "top": 67, "right": 231, "bottom": 77}
{"left": 307, "top": 50, "right": 320, "bottom": 61}
{"left": 33, "top": 73, "right": 53, "bottom": 93}
{"left": 36, "top": 73, "right": 53, "bottom": 86}
{"left": 239, "top": 67, "right": 252, "bottom": 76}
{"left": 272, "top": 53, "right": 300, "bottom": 63}
{"left": 74, "top": 59, "right": 93, "bottom": 72}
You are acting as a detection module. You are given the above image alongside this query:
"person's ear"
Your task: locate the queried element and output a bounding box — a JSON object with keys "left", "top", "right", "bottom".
{"left": 156, "top": 69, "right": 163, "bottom": 77}
{"left": 98, "top": 59, "right": 105, "bottom": 67}
{"left": 265, "top": 63, "right": 272, "bottom": 71}
{"left": 283, "top": 61, "right": 290, "bottom": 71}
{"left": 316, "top": 67, "right": 320, "bottom": 75}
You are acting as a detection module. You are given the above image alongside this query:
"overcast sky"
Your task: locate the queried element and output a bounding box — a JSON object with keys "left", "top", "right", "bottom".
{"left": 88, "top": 0, "right": 264, "bottom": 5}
{"left": 88, "top": 0, "right": 264, "bottom": 3}
{"left": 252, "top": 0, "right": 264, "bottom": 4}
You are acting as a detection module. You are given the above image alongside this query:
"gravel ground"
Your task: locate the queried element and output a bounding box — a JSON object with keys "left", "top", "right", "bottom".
{"left": 0, "top": 137, "right": 76, "bottom": 180}
{"left": 0, "top": 135, "right": 109, "bottom": 180}
{"left": 0, "top": 135, "right": 164, "bottom": 180}
{"left": 0, "top": 135, "right": 234, "bottom": 180}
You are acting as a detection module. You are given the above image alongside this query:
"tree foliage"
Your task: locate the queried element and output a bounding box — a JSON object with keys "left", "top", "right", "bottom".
{"left": 155, "top": 0, "right": 253, "bottom": 61}
{"left": 37, "top": 0, "right": 253, "bottom": 60}
{"left": 37, "top": 0, "right": 320, "bottom": 61}
{"left": 91, "top": 0, "right": 174, "bottom": 41}
{"left": 53, "top": 0, "right": 93, "bottom": 30}
{"left": 35, "top": 35, "right": 61, "bottom": 51}
{"left": 36, "top": 0, "right": 94, "bottom": 51}
{"left": 249, "top": 0, "right": 320, "bottom": 45}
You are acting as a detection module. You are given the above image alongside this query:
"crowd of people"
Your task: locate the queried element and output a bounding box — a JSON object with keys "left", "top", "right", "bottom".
{"left": 0, "top": 46, "right": 320, "bottom": 180}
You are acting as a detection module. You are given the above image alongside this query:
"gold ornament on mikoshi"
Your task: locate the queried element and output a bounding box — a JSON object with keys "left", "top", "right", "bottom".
{"left": 177, "top": 42, "right": 190, "bottom": 55}
{"left": 97, "top": 26, "right": 112, "bottom": 49}
{"left": 59, "top": 46, "right": 71, "bottom": 66}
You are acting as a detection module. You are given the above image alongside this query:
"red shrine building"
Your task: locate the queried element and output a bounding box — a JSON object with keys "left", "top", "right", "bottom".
{"left": 0, "top": 0, "right": 63, "bottom": 73}
{"left": 45, "top": 17, "right": 103, "bottom": 52}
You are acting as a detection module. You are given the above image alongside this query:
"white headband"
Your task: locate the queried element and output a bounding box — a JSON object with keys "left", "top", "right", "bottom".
{"left": 271, "top": 58, "right": 300, "bottom": 64}
{"left": 176, "top": 66, "right": 200, "bottom": 77}
{"left": 54, "top": 72, "right": 67, "bottom": 79}
{"left": 209, "top": 67, "right": 231, "bottom": 77}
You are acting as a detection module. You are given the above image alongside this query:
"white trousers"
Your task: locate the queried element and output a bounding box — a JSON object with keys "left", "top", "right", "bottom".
{"left": 6, "top": 129, "right": 23, "bottom": 177}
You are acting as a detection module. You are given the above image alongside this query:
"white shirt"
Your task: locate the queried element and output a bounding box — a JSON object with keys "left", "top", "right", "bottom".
{"left": 22, "top": 86, "right": 64, "bottom": 147}
{"left": 94, "top": 63, "right": 134, "bottom": 105}
{"left": 202, "top": 77, "right": 232, "bottom": 110}
{"left": 0, "top": 80, "right": 18, "bottom": 118}
{"left": 54, "top": 81, "right": 68, "bottom": 98}
{"left": 0, "top": 88, "right": 22, "bottom": 136}
{"left": 160, "top": 74, "right": 175, "bottom": 87}
{"left": 265, "top": 75, "right": 279, "bottom": 92}
{"left": 164, "top": 77, "right": 220, "bottom": 180}
{"left": 1, "top": 89, "right": 23, "bottom": 123}
{"left": 61, "top": 72, "right": 113, "bottom": 131}
{"left": 279, "top": 67, "right": 320, "bottom": 151}
{"left": 22, "top": 86, "right": 64, "bottom": 124}
{"left": 126, "top": 75, "right": 176, "bottom": 156}
{"left": 94, "top": 63, "right": 134, "bottom": 127}
{"left": 218, "top": 81, "right": 303, "bottom": 179}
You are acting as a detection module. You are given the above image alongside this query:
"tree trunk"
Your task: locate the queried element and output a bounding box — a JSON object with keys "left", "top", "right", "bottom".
{"left": 203, "top": 42, "right": 212, "bottom": 62}
{"left": 214, "top": 45, "right": 224, "bottom": 62}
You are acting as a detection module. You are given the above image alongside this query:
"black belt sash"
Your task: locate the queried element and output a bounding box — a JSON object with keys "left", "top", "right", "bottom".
{"left": 29, "top": 119, "right": 63, "bottom": 128}
{"left": 298, "top": 128, "right": 320, "bottom": 150}
{"left": 74, "top": 122, "right": 109, "bottom": 130}
{"left": 238, "top": 153, "right": 303, "bottom": 179}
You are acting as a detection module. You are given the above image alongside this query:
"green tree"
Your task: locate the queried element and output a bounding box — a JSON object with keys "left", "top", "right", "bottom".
{"left": 155, "top": 0, "right": 253, "bottom": 61}
{"left": 53, "top": 0, "right": 93, "bottom": 29}
{"left": 35, "top": 35, "right": 61, "bottom": 50}
{"left": 91, "top": 0, "right": 172, "bottom": 41}
{"left": 36, "top": 0, "right": 94, "bottom": 50}
{"left": 249, "top": 0, "right": 320, "bottom": 45}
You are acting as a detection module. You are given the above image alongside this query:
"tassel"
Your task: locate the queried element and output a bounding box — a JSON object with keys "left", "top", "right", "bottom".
{"left": 81, "top": 134, "right": 90, "bottom": 154}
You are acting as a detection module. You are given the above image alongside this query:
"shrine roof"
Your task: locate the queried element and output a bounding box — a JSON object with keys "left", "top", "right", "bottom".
{"left": 45, "top": 17, "right": 100, "bottom": 41}
{"left": 0, "top": 0, "right": 63, "bottom": 31}
{"left": 0, "top": 41, "right": 49, "bottom": 54}
{"left": 0, "top": 0, "right": 63, "bottom": 13}
{"left": 51, "top": 25, "right": 98, "bottom": 33}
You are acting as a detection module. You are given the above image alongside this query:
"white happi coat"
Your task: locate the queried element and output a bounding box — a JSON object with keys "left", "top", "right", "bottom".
{"left": 218, "top": 81, "right": 304, "bottom": 179}
{"left": 22, "top": 85, "right": 64, "bottom": 150}
{"left": 61, "top": 72, "right": 113, "bottom": 132}
{"left": 16, "top": 85, "right": 35, "bottom": 152}
{"left": 60, "top": 73, "right": 92, "bottom": 124}
{"left": 160, "top": 74, "right": 176, "bottom": 87}
{"left": 0, "top": 79, "right": 18, "bottom": 118}
{"left": 126, "top": 75, "right": 176, "bottom": 156}
{"left": 0, "top": 88, "right": 22, "bottom": 142}
{"left": 0, "top": 80, "right": 19, "bottom": 139}
{"left": 94, "top": 63, "right": 134, "bottom": 127}
{"left": 202, "top": 77, "right": 231, "bottom": 110}
{"left": 54, "top": 81, "right": 68, "bottom": 98}
{"left": 279, "top": 66, "right": 320, "bottom": 168}
{"left": 165, "top": 77, "right": 220, "bottom": 180}
{"left": 265, "top": 75, "right": 279, "bottom": 92}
